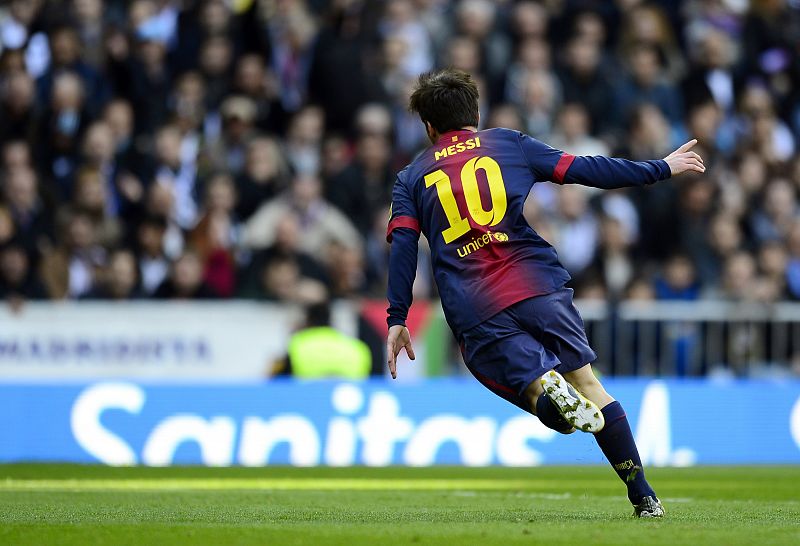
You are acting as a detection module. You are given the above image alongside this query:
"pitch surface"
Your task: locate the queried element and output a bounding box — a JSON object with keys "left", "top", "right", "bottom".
{"left": 1, "top": 465, "right": 798, "bottom": 545}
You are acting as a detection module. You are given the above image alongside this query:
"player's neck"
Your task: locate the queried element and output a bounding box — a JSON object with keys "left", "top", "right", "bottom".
{"left": 430, "top": 126, "right": 478, "bottom": 144}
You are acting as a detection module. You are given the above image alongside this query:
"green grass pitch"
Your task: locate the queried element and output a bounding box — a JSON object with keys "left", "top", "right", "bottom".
{"left": 1, "top": 465, "right": 798, "bottom": 545}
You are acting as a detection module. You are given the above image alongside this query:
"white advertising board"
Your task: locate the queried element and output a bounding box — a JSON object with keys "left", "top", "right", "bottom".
{"left": 0, "top": 302, "right": 314, "bottom": 381}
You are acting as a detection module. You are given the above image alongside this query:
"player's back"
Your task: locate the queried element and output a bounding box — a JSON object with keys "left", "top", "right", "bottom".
{"left": 390, "top": 127, "right": 570, "bottom": 336}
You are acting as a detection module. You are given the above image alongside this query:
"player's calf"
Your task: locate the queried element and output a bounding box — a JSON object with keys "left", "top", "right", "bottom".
{"left": 592, "top": 397, "right": 660, "bottom": 512}
{"left": 563, "top": 365, "right": 614, "bottom": 409}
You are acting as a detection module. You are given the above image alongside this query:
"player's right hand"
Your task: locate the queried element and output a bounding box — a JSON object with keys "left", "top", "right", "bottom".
{"left": 387, "top": 325, "right": 415, "bottom": 379}
{"left": 663, "top": 138, "right": 706, "bottom": 176}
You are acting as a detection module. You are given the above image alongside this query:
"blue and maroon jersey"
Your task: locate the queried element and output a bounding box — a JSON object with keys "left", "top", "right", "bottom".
{"left": 386, "top": 127, "right": 670, "bottom": 336}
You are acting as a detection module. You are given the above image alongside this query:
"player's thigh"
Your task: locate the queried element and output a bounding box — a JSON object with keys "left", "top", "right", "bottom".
{"left": 461, "top": 316, "right": 558, "bottom": 414}
{"left": 515, "top": 288, "right": 597, "bottom": 376}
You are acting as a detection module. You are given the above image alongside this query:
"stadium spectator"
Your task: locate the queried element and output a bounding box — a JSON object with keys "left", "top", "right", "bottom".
{"left": 37, "top": 72, "right": 91, "bottom": 196}
{"left": 284, "top": 105, "right": 324, "bottom": 175}
{"left": 198, "top": 35, "right": 234, "bottom": 108}
{"left": 354, "top": 104, "right": 394, "bottom": 139}
{"left": 737, "top": 84, "right": 796, "bottom": 164}
{"left": 485, "top": 103, "right": 526, "bottom": 132}
{"left": 71, "top": 0, "right": 106, "bottom": 71}
{"left": 751, "top": 178, "right": 799, "bottom": 244}
{"left": 79, "top": 121, "right": 123, "bottom": 214}
{"left": 519, "top": 69, "right": 560, "bottom": 140}
{"left": 66, "top": 167, "right": 123, "bottom": 249}
{"left": 151, "top": 124, "right": 199, "bottom": 231}
{"left": 102, "top": 99, "right": 143, "bottom": 178}
{"left": 205, "top": 95, "right": 258, "bottom": 176}
{"left": 169, "top": 71, "right": 207, "bottom": 139}
{"left": 325, "top": 133, "right": 393, "bottom": 234}
{"left": 0, "top": 70, "right": 37, "bottom": 144}
{"left": 0, "top": 0, "right": 798, "bottom": 369}
{"left": 37, "top": 25, "right": 108, "bottom": 114}
{"left": 549, "top": 185, "right": 597, "bottom": 276}
{"left": 682, "top": 28, "right": 741, "bottom": 115}
{"left": 1, "top": 141, "right": 33, "bottom": 184}
{"left": 654, "top": 255, "right": 701, "bottom": 301}
{"left": 720, "top": 251, "right": 759, "bottom": 301}
{"left": 256, "top": 252, "right": 327, "bottom": 304}
{"left": 153, "top": 250, "right": 215, "bottom": 299}
{"left": 380, "top": 0, "right": 434, "bottom": 78}
{"left": 455, "top": 0, "right": 510, "bottom": 98}
{"left": 39, "top": 210, "right": 105, "bottom": 299}
{"left": 0, "top": 244, "right": 47, "bottom": 301}
{"left": 615, "top": 44, "right": 683, "bottom": 126}
{"left": 695, "top": 213, "right": 744, "bottom": 287}
{"left": 127, "top": 22, "right": 172, "bottom": 136}
{"left": 504, "top": 38, "right": 552, "bottom": 106}
{"left": 241, "top": 174, "right": 362, "bottom": 256}
{"left": 586, "top": 216, "right": 635, "bottom": 299}
{"left": 188, "top": 172, "right": 238, "bottom": 297}
{"left": 758, "top": 240, "right": 789, "bottom": 300}
{"left": 3, "top": 167, "right": 53, "bottom": 257}
{"left": 232, "top": 53, "right": 285, "bottom": 132}
{"left": 557, "top": 37, "right": 614, "bottom": 136}
{"left": 85, "top": 248, "right": 143, "bottom": 300}
{"left": 238, "top": 210, "right": 328, "bottom": 295}
{"left": 135, "top": 214, "right": 170, "bottom": 296}
{"left": 307, "top": 2, "right": 384, "bottom": 134}
{"left": 618, "top": 3, "right": 684, "bottom": 82}
{"left": 235, "top": 136, "right": 290, "bottom": 221}
{"left": 549, "top": 103, "right": 609, "bottom": 157}
{"left": 510, "top": 1, "right": 548, "bottom": 44}
{"left": 327, "top": 242, "right": 366, "bottom": 298}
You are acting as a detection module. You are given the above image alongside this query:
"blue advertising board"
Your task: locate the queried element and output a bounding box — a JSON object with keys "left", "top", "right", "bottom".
{"left": 1, "top": 379, "right": 799, "bottom": 466}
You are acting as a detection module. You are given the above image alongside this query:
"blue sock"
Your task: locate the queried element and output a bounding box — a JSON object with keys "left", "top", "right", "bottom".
{"left": 593, "top": 401, "right": 656, "bottom": 504}
{"left": 535, "top": 393, "right": 574, "bottom": 434}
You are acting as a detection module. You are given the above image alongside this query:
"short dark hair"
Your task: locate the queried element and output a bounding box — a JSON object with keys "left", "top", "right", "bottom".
{"left": 409, "top": 69, "right": 480, "bottom": 134}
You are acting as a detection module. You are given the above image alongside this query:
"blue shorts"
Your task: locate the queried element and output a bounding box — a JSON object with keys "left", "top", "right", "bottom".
{"left": 460, "top": 288, "right": 597, "bottom": 413}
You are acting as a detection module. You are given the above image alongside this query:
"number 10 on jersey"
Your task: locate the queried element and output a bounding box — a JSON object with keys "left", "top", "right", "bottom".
{"left": 424, "top": 156, "right": 508, "bottom": 244}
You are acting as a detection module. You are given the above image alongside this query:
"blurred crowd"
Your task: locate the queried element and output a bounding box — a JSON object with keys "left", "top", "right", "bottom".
{"left": 1, "top": 0, "right": 800, "bottom": 306}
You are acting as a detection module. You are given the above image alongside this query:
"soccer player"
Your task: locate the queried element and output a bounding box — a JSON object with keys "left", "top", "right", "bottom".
{"left": 385, "top": 69, "right": 705, "bottom": 518}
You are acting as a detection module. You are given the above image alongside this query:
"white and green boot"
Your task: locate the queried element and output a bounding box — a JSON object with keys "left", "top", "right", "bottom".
{"left": 540, "top": 370, "right": 605, "bottom": 433}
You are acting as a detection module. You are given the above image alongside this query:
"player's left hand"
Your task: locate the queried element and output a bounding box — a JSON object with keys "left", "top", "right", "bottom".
{"left": 387, "top": 325, "right": 415, "bottom": 379}
{"left": 663, "top": 139, "right": 706, "bottom": 176}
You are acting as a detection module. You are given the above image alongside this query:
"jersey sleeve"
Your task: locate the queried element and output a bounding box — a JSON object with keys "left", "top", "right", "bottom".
{"left": 517, "top": 132, "right": 566, "bottom": 183}
{"left": 386, "top": 174, "right": 421, "bottom": 243}
{"left": 386, "top": 228, "right": 418, "bottom": 328}
{"left": 386, "top": 173, "right": 420, "bottom": 328}
{"left": 517, "top": 132, "right": 671, "bottom": 189}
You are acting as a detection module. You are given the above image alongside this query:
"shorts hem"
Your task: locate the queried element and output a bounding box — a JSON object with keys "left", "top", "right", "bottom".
{"left": 554, "top": 353, "right": 597, "bottom": 375}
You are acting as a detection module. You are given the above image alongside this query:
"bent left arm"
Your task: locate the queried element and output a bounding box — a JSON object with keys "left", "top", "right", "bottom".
{"left": 385, "top": 174, "right": 420, "bottom": 378}
{"left": 386, "top": 228, "right": 419, "bottom": 379}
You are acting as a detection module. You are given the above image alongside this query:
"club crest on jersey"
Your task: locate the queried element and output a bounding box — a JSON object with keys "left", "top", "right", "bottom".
{"left": 434, "top": 137, "right": 481, "bottom": 161}
{"left": 457, "top": 231, "right": 509, "bottom": 258}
